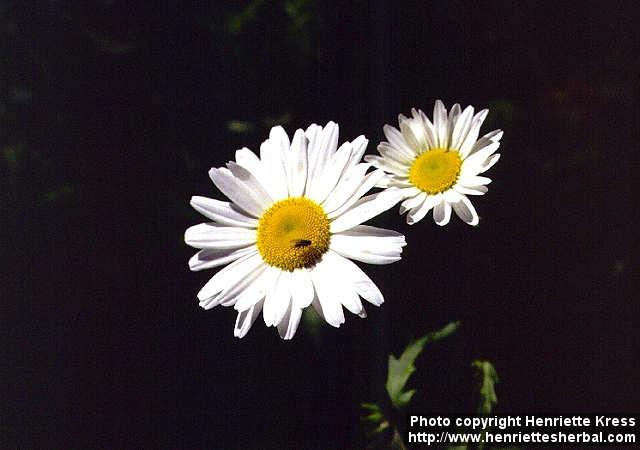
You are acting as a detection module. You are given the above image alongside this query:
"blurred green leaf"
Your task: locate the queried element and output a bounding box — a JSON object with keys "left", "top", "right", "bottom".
{"left": 226, "top": 0, "right": 265, "bottom": 35}
{"left": 227, "top": 120, "right": 255, "bottom": 134}
{"left": 301, "top": 307, "right": 324, "bottom": 346}
{"left": 360, "top": 402, "right": 389, "bottom": 437}
{"left": 3, "top": 146, "right": 22, "bottom": 171}
{"left": 44, "top": 184, "right": 78, "bottom": 205}
{"left": 472, "top": 360, "right": 499, "bottom": 416}
{"left": 283, "top": 0, "right": 312, "bottom": 52}
{"left": 386, "top": 321, "right": 460, "bottom": 409}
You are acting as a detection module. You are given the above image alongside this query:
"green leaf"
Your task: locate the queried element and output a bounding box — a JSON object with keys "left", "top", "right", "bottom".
{"left": 360, "top": 402, "right": 389, "bottom": 436}
{"left": 225, "top": 0, "right": 265, "bottom": 35}
{"left": 472, "top": 360, "right": 499, "bottom": 416}
{"left": 227, "top": 120, "right": 254, "bottom": 134}
{"left": 386, "top": 321, "right": 460, "bottom": 409}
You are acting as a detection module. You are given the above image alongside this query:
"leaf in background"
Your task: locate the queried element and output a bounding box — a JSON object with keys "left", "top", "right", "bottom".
{"left": 472, "top": 360, "right": 499, "bottom": 416}
{"left": 225, "top": 0, "right": 265, "bottom": 35}
{"left": 360, "top": 402, "right": 389, "bottom": 436}
{"left": 227, "top": 120, "right": 255, "bottom": 134}
{"left": 44, "top": 184, "right": 78, "bottom": 206}
{"left": 386, "top": 321, "right": 460, "bottom": 409}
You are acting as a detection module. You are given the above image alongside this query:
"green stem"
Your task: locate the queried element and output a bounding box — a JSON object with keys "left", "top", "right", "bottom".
{"left": 390, "top": 426, "right": 407, "bottom": 450}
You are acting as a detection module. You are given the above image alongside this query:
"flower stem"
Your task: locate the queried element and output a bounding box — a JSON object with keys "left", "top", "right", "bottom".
{"left": 390, "top": 426, "right": 407, "bottom": 450}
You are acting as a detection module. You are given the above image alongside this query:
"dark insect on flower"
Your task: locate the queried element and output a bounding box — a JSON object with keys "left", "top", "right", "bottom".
{"left": 291, "top": 239, "right": 312, "bottom": 248}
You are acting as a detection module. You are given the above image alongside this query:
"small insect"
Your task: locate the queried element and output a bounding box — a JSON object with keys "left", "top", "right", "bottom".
{"left": 291, "top": 239, "right": 312, "bottom": 248}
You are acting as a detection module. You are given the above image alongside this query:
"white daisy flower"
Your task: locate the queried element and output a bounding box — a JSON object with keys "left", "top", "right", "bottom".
{"left": 185, "top": 123, "right": 406, "bottom": 339}
{"left": 366, "top": 100, "right": 502, "bottom": 226}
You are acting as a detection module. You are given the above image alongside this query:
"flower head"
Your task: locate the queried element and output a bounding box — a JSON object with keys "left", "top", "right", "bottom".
{"left": 366, "top": 100, "right": 502, "bottom": 226}
{"left": 185, "top": 123, "right": 405, "bottom": 339}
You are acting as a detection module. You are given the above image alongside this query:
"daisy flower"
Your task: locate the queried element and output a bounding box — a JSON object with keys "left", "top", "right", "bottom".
{"left": 366, "top": 100, "right": 502, "bottom": 226}
{"left": 185, "top": 123, "right": 405, "bottom": 339}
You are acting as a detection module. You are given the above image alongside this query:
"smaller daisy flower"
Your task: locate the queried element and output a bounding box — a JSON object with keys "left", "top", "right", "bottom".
{"left": 366, "top": 100, "right": 502, "bottom": 226}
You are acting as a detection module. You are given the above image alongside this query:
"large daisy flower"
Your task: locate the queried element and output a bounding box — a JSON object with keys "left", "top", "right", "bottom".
{"left": 185, "top": 123, "right": 405, "bottom": 339}
{"left": 366, "top": 100, "right": 502, "bottom": 226}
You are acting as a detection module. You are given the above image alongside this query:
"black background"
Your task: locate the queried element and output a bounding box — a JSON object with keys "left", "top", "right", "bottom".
{"left": 1, "top": 1, "right": 638, "bottom": 449}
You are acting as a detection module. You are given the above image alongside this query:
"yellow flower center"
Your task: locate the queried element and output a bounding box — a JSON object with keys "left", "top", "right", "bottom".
{"left": 409, "top": 148, "right": 462, "bottom": 194}
{"left": 256, "top": 197, "right": 331, "bottom": 271}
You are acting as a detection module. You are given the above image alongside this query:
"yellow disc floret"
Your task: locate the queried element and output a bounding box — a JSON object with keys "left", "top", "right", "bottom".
{"left": 256, "top": 197, "right": 331, "bottom": 271}
{"left": 409, "top": 148, "right": 462, "bottom": 194}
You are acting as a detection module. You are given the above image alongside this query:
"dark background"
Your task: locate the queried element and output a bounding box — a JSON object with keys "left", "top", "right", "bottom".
{"left": 1, "top": 1, "right": 637, "bottom": 448}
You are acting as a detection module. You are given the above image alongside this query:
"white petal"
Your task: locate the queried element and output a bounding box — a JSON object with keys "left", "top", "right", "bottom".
{"left": 235, "top": 147, "right": 261, "bottom": 169}
{"left": 416, "top": 109, "right": 437, "bottom": 149}
{"left": 433, "top": 199, "right": 452, "bottom": 226}
{"left": 196, "top": 252, "right": 263, "bottom": 303}
{"left": 330, "top": 189, "right": 403, "bottom": 233}
{"left": 226, "top": 161, "right": 273, "bottom": 206}
{"left": 462, "top": 175, "right": 492, "bottom": 186}
{"left": 234, "top": 299, "right": 264, "bottom": 338}
{"left": 258, "top": 138, "right": 288, "bottom": 200}
{"left": 335, "top": 224, "right": 404, "bottom": 239}
{"left": 208, "top": 167, "right": 268, "bottom": 217}
{"left": 303, "top": 124, "right": 321, "bottom": 189}
{"left": 236, "top": 147, "right": 280, "bottom": 202}
{"left": 377, "top": 142, "right": 413, "bottom": 164}
{"left": 234, "top": 266, "right": 280, "bottom": 312}
{"left": 364, "top": 155, "right": 408, "bottom": 176}
{"left": 277, "top": 302, "right": 303, "bottom": 340}
{"left": 454, "top": 184, "right": 488, "bottom": 196}
{"left": 346, "top": 135, "right": 368, "bottom": 169}
{"left": 340, "top": 289, "right": 364, "bottom": 317}
{"left": 448, "top": 103, "right": 461, "bottom": 128}
{"left": 320, "top": 259, "right": 364, "bottom": 316}
{"left": 399, "top": 118, "right": 421, "bottom": 152}
{"left": 387, "top": 176, "right": 413, "bottom": 187}
{"left": 330, "top": 228, "right": 405, "bottom": 264}
{"left": 459, "top": 109, "right": 489, "bottom": 158}
{"left": 451, "top": 194, "right": 479, "bottom": 225}
{"left": 306, "top": 122, "right": 339, "bottom": 193}
{"left": 309, "top": 140, "right": 352, "bottom": 203}
{"left": 399, "top": 191, "right": 427, "bottom": 214}
{"left": 290, "top": 269, "right": 314, "bottom": 308}
{"left": 286, "top": 129, "right": 308, "bottom": 197}
{"left": 450, "top": 105, "right": 474, "bottom": 150}
{"left": 404, "top": 112, "right": 431, "bottom": 151}
{"left": 433, "top": 100, "right": 449, "bottom": 148}
{"left": 407, "top": 195, "right": 440, "bottom": 225}
{"left": 323, "top": 250, "right": 384, "bottom": 306}
{"left": 184, "top": 222, "right": 256, "bottom": 249}
{"left": 477, "top": 154, "right": 500, "bottom": 174}
{"left": 207, "top": 262, "right": 268, "bottom": 308}
{"left": 269, "top": 125, "right": 291, "bottom": 156}
{"left": 443, "top": 189, "right": 462, "bottom": 203}
{"left": 321, "top": 163, "right": 370, "bottom": 214}
{"left": 467, "top": 129, "right": 503, "bottom": 157}
{"left": 234, "top": 147, "right": 274, "bottom": 197}
{"left": 310, "top": 262, "right": 345, "bottom": 328}
{"left": 462, "top": 142, "right": 500, "bottom": 174}
{"left": 188, "top": 245, "right": 257, "bottom": 271}
{"left": 263, "top": 270, "right": 292, "bottom": 327}
{"left": 463, "top": 149, "right": 501, "bottom": 178}
{"left": 383, "top": 124, "right": 414, "bottom": 156}
{"left": 375, "top": 175, "right": 392, "bottom": 188}
{"left": 327, "top": 169, "right": 387, "bottom": 219}
{"left": 396, "top": 186, "right": 421, "bottom": 198}
{"left": 190, "top": 196, "right": 258, "bottom": 228}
